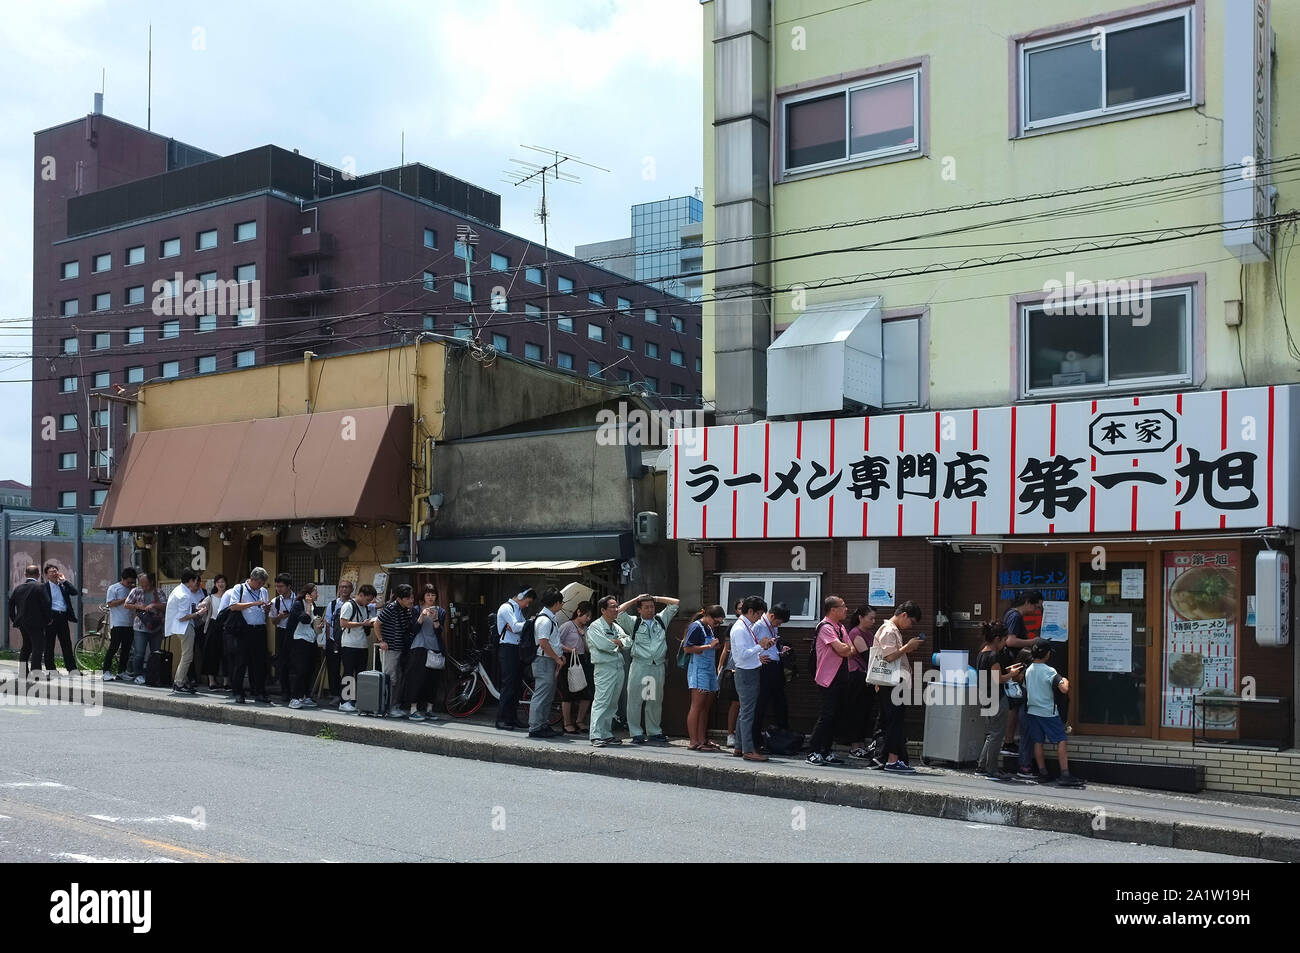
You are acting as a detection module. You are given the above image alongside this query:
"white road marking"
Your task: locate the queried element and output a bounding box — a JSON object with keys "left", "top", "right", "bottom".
{"left": 0, "top": 781, "right": 67, "bottom": 788}
{"left": 53, "top": 852, "right": 179, "bottom": 863}
{"left": 88, "top": 814, "right": 204, "bottom": 828}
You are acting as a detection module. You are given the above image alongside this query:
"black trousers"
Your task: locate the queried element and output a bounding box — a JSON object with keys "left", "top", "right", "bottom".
{"left": 19, "top": 625, "right": 47, "bottom": 674}
{"left": 45, "top": 612, "right": 78, "bottom": 671}
{"left": 104, "top": 625, "right": 133, "bottom": 675}
{"left": 323, "top": 638, "right": 342, "bottom": 697}
{"left": 340, "top": 646, "right": 368, "bottom": 701}
{"left": 878, "top": 687, "right": 908, "bottom": 761}
{"left": 274, "top": 628, "right": 292, "bottom": 698}
{"left": 401, "top": 647, "right": 442, "bottom": 709}
{"left": 753, "top": 659, "right": 789, "bottom": 741}
{"left": 291, "top": 638, "right": 318, "bottom": 700}
{"left": 497, "top": 644, "right": 521, "bottom": 724}
{"left": 202, "top": 621, "right": 227, "bottom": 680}
{"left": 232, "top": 624, "right": 267, "bottom": 697}
{"left": 808, "top": 661, "right": 848, "bottom": 755}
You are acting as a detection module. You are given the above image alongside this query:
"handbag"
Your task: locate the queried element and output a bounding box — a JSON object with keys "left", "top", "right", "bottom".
{"left": 425, "top": 648, "right": 446, "bottom": 670}
{"left": 566, "top": 652, "right": 588, "bottom": 693}
{"left": 865, "top": 644, "right": 902, "bottom": 687}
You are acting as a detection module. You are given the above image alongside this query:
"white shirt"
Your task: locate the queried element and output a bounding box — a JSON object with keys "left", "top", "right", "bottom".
{"left": 729, "top": 616, "right": 764, "bottom": 670}
{"left": 339, "top": 600, "right": 373, "bottom": 650}
{"left": 107, "top": 582, "right": 133, "bottom": 628}
{"left": 271, "top": 593, "right": 294, "bottom": 629}
{"left": 534, "top": 608, "right": 561, "bottom": 659}
{"left": 165, "top": 583, "right": 198, "bottom": 637}
{"left": 49, "top": 581, "right": 68, "bottom": 613}
{"left": 755, "top": 616, "right": 781, "bottom": 662}
{"left": 497, "top": 599, "right": 525, "bottom": 646}
{"left": 225, "top": 582, "right": 268, "bottom": 625}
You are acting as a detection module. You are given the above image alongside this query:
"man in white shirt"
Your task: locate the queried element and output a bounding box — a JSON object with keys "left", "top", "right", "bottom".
{"left": 102, "top": 567, "right": 138, "bottom": 680}
{"left": 320, "top": 580, "right": 354, "bottom": 702}
{"left": 494, "top": 588, "right": 535, "bottom": 731}
{"left": 752, "top": 603, "right": 792, "bottom": 750}
{"left": 730, "top": 595, "right": 776, "bottom": 762}
{"left": 165, "top": 569, "right": 208, "bottom": 694}
{"left": 527, "top": 588, "right": 565, "bottom": 738}
{"left": 337, "top": 583, "right": 377, "bottom": 713}
{"left": 227, "top": 568, "right": 272, "bottom": 704}
{"left": 269, "top": 572, "right": 296, "bottom": 704}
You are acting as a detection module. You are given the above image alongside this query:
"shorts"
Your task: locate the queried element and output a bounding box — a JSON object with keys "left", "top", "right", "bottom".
{"left": 1007, "top": 694, "right": 1026, "bottom": 711}
{"left": 687, "top": 657, "right": 719, "bottom": 692}
{"left": 1025, "top": 712, "right": 1068, "bottom": 745}
{"left": 718, "top": 667, "right": 738, "bottom": 703}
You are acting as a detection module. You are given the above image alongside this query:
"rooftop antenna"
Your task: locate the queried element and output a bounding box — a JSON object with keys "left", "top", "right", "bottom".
{"left": 146, "top": 23, "right": 152, "bottom": 131}
{"left": 503, "top": 145, "right": 609, "bottom": 363}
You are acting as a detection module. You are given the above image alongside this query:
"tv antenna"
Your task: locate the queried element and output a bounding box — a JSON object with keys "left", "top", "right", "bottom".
{"left": 502, "top": 145, "right": 608, "bottom": 362}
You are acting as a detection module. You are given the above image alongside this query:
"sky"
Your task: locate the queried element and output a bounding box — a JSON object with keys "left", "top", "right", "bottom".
{"left": 0, "top": 0, "right": 704, "bottom": 486}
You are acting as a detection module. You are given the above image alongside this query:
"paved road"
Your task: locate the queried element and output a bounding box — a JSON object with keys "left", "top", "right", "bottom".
{"left": 0, "top": 705, "right": 1260, "bottom": 863}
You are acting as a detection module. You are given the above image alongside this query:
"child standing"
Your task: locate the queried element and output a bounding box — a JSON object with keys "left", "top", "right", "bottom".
{"left": 1024, "top": 640, "right": 1084, "bottom": 787}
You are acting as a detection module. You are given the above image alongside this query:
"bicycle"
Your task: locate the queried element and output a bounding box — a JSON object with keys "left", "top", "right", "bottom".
{"left": 73, "top": 610, "right": 111, "bottom": 671}
{"left": 443, "top": 629, "right": 563, "bottom": 729}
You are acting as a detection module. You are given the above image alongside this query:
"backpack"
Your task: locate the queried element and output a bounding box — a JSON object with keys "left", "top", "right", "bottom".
{"left": 517, "top": 615, "right": 539, "bottom": 663}
{"left": 223, "top": 584, "right": 249, "bottom": 638}
{"left": 763, "top": 727, "right": 805, "bottom": 756}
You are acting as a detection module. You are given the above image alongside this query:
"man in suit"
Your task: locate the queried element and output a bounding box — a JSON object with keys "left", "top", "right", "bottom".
{"left": 43, "top": 562, "right": 81, "bottom": 674}
{"left": 8, "top": 565, "right": 50, "bottom": 678}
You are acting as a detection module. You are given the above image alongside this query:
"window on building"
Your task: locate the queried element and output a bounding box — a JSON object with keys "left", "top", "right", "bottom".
{"left": 453, "top": 323, "right": 472, "bottom": 340}
{"left": 126, "top": 326, "right": 144, "bottom": 345}
{"left": 59, "top": 452, "right": 77, "bottom": 470}
{"left": 126, "top": 366, "right": 144, "bottom": 384}
{"left": 126, "top": 245, "right": 145, "bottom": 266}
{"left": 198, "top": 314, "right": 217, "bottom": 333}
{"left": 619, "top": 333, "right": 633, "bottom": 351}
{"left": 235, "top": 221, "right": 257, "bottom": 242}
{"left": 668, "top": 316, "right": 683, "bottom": 334}
{"left": 719, "top": 574, "right": 822, "bottom": 623}
{"left": 557, "top": 351, "right": 574, "bottom": 371}
{"left": 525, "top": 304, "right": 543, "bottom": 320}
{"left": 423, "top": 315, "right": 435, "bottom": 330}
{"left": 1019, "top": 7, "right": 1192, "bottom": 133}
{"left": 557, "top": 276, "right": 574, "bottom": 294}
{"left": 92, "top": 489, "right": 107, "bottom": 506}
{"left": 588, "top": 360, "right": 603, "bottom": 378}
{"left": 617, "top": 296, "right": 631, "bottom": 313}
{"left": 61, "top": 299, "right": 78, "bottom": 317}
{"left": 60, "top": 260, "right": 79, "bottom": 279}
{"left": 670, "top": 349, "right": 684, "bottom": 366}
{"left": 61, "top": 337, "right": 78, "bottom": 354}
{"left": 93, "top": 332, "right": 110, "bottom": 350}
{"left": 161, "top": 360, "right": 180, "bottom": 379}
{"left": 160, "top": 320, "right": 181, "bottom": 339}
{"left": 161, "top": 237, "right": 181, "bottom": 258}
{"left": 197, "top": 271, "right": 217, "bottom": 289}
{"left": 126, "top": 285, "right": 144, "bottom": 305}
{"left": 491, "top": 333, "right": 509, "bottom": 352}
{"left": 588, "top": 289, "right": 605, "bottom": 305}
{"left": 557, "top": 315, "right": 573, "bottom": 333}
{"left": 645, "top": 307, "right": 658, "bottom": 324}
{"left": 587, "top": 323, "right": 605, "bottom": 342}
{"left": 617, "top": 368, "right": 633, "bottom": 383}
{"left": 59, "top": 491, "right": 76, "bottom": 509}
{"left": 454, "top": 280, "right": 472, "bottom": 302}
{"left": 423, "top": 227, "right": 437, "bottom": 249}
{"left": 526, "top": 266, "right": 543, "bottom": 285}
{"left": 197, "top": 355, "right": 217, "bottom": 374}
{"left": 422, "top": 271, "right": 436, "bottom": 292}
{"left": 197, "top": 229, "right": 218, "bottom": 250}
{"left": 157, "top": 277, "right": 178, "bottom": 300}
{"left": 491, "top": 293, "right": 508, "bottom": 313}
{"left": 645, "top": 341, "right": 660, "bottom": 359}
{"left": 93, "top": 371, "right": 109, "bottom": 389}
{"left": 882, "top": 315, "right": 923, "bottom": 408}
{"left": 454, "top": 240, "right": 475, "bottom": 262}
{"left": 671, "top": 383, "right": 685, "bottom": 396}
{"left": 525, "top": 342, "right": 543, "bottom": 362}
{"left": 59, "top": 413, "right": 77, "bottom": 431}
{"left": 491, "top": 252, "right": 510, "bottom": 271}
{"left": 93, "top": 409, "right": 109, "bottom": 427}
{"left": 93, "top": 292, "right": 110, "bottom": 311}
{"left": 695, "top": 356, "right": 702, "bottom": 373}
{"left": 645, "top": 376, "right": 659, "bottom": 393}
{"left": 235, "top": 308, "right": 256, "bottom": 327}
{"left": 93, "top": 252, "right": 111, "bottom": 273}
{"left": 60, "top": 376, "right": 78, "bottom": 394}
{"left": 1021, "top": 284, "right": 1192, "bottom": 396}
{"left": 234, "top": 350, "right": 255, "bottom": 368}
{"left": 783, "top": 68, "right": 920, "bottom": 173}
{"left": 235, "top": 263, "right": 256, "bottom": 283}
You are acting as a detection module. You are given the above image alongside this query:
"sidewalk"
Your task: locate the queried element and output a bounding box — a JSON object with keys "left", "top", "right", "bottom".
{"left": 4, "top": 662, "right": 1298, "bottom": 860}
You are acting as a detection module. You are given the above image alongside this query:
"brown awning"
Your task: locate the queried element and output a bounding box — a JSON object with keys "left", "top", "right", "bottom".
{"left": 95, "top": 405, "right": 412, "bottom": 530}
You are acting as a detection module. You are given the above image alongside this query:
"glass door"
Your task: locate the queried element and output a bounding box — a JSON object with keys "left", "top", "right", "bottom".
{"left": 1076, "top": 556, "right": 1151, "bottom": 735}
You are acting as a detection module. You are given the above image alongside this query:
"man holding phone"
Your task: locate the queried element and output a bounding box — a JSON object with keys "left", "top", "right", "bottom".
{"left": 227, "top": 567, "right": 273, "bottom": 704}
{"left": 871, "top": 600, "right": 925, "bottom": 773}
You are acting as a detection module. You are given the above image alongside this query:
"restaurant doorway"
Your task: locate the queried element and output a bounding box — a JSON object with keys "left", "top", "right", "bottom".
{"left": 1075, "top": 552, "right": 1156, "bottom": 736}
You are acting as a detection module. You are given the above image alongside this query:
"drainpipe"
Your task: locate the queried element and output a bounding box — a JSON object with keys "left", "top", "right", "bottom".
{"left": 303, "top": 351, "right": 316, "bottom": 412}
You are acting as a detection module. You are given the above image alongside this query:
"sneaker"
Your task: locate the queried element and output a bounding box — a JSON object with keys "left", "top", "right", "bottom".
{"left": 288, "top": 699, "right": 303, "bottom": 709}
{"left": 235, "top": 695, "right": 248, "bottom": 705}
{"left": 1000, "top": 742, "right": 1019, "bottom": 756}
{"left": 102, "top": 673, "right": 117, "bottom": 682}
{"left": 726, "top": 733, "right": 736, "bottom": 748}
{"left": 869, "top": 757, "right": 886, "bottom": 770}
{"left": 133, "top": 675, "right": 146, "bottom": 685}
{"left": 1056, "top": 773, "right": 1085, "bottom": 787}
{"left": 823, "top": 753, "right": 845, "bottom": 766}
{"left": 985, "top": 770, "right": 1016, "bottom": 782}
{"left": 388, "top": 707, "right": 405, "bottom": 719}
{"left": 602, "top": 736, "right": 622, "bottom": 745}
{"left": 1015, "top": 770, "right": 1040, "bottom": 783}
{"left": 647, "top": 734, "right": 670, "bottom": 745}
{"left": 849, "top": 747, "right": 871, "bottom": 760}
{"left": 529, "top": 726, "right": 558, "bottom": 739}
{"left": 630, "top": 735, "right": 647, "bottom": 745}
{"left": 591, "top": 738, "right": 608, "bottom": 747}
{"left": 408, "top": 711, "right": 425, "bottom": 723}
{"left": 806, "top": 752, "right": 825, "bottom": 766}
{"left": 339, "top": 701, "right": 357, "bottom": 713}
{"left": 883, "top": 761, "right": 917, "bottom": 774}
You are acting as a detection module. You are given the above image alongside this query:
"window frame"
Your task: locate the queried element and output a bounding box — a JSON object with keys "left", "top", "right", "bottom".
{"left": 557, "top": 351, "right": 575, "bottom": 371}
{"left": 126, "top": 366, "right": 144, "bottom": 384}
{"left": 423, "top": 227, "right": 437, "bottom": 249}
{"left": 618, "top": 332, "right": 634, "bottom": 351}
{"left": 160, "top": 319, "right": 181, "bottom": 340}
{"left": 588, "top": 289, "right": 606, "bottom": 306}
{"left": 645, "top": 341, "right": 660, "bottom": 359}
{"left": 60, "top": 260, "right": 79, "bottom": 280}
{"left": 557, "top": 315, "right": 574, "bottom": 333}
{"left": 61, "top": 299, "right": 79, "bottom": 317}
{"left": 92, "top": 488, "right": 107, "bottom": 507}
{"left": 490, "top": 252, "right": 510, "bottom": 271}
{"left": 93, "top": 292, "right": 111, "bottom": 312}
{"left": 160, "top": 237, "right": 181, "bottom": 259}
{"left": 126, "top": 245, "right": 145, "bottom": 266}
{"left": 61, "top": 337, "right": 79, "bottom": 355}
{"left": 198, "top": 314, "right": 217, "bottom": 333}
{"left": 645, "top": 307, "right": 658, "bottom": 325}
{"left": 59, "top": 490, "right": 77, "bottom": 509}
{"left": 126, "top": 326, "right": 145, "bottom": 346}
{"left": 524, "top": 342, "right": 543, "bottom": 362}
{"left": 59, "top": 414, "right": 78, "bottom": 431}
{"left": 93, "top": 332, "right": 110, "bottom": 350}
{"left": 196, "top": 228, "right": 219, "bottom": 251}
{"left": 92, "top": 252, "right": 111, "bottom": 274}
{"left": 422, "top": 271, "right": 436, "bottom": 292}
{"left": 491, "top": 333, "right": 509, "bottom": 352}
{"left": 617, "top": 297, "right": 632, "bottom": 313}
{"left": 161, "top": 360, "right": 180, "bottom": 379}
{"left": 718, "top": 573, "right": 823, "bottom": 626}
{"left": 234, "top": 349, "right": 256, "bottom": 368}
{"left": 93, "top": 370, "right": 110, "bottom": 389}
{"left": 453, "top": 280, "right": 473, "bottom": 302}
{"left": 670, "top": 349, "right": 684, "bottom": 366}
{"left": 526, "top": 266, "right": 544, "bottom": 285}
{"left": 557, "top": 275, "right": 575, "bottom": 294}
{"left": 235, "top": 221, "right": 257, "bottom": 243}
{"left": 59, "top": 451, "right": 77, "bottom": 471}
{"left": 587, "top": 323, "right": 605, "bottom": 343}
{"left": 59, "top": 376, "right": 78, "bottom": 394}
{"left": 125, "top": 285, "right": 145, "bottom": 306}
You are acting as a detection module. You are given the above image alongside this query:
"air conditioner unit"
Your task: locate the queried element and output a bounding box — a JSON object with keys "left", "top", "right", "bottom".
{"left": 949, "top": 540, "right": 1003, "bottom": 554}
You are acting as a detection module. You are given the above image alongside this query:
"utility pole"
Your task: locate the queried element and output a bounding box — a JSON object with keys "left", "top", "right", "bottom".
{"left": 503, "top": 146, "right": 608, "bottom": 363}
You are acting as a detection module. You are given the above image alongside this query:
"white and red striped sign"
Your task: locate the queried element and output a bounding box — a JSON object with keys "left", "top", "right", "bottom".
{"left": 668, "top": 386, "right": 1298, "bottom": 539}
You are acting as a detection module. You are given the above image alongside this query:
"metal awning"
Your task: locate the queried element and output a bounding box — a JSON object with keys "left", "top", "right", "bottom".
{"left": 382, "top": 560, "right": 611, "bottom": 572}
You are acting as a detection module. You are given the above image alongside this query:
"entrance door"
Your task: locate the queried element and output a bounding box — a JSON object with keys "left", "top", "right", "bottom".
{"left": 1076, "top": 556, "right": 1152, "bottom": 735}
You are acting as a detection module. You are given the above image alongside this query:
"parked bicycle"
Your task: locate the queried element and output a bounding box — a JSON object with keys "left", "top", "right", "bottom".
{"left": 443, "top": 626, "right": 562, "bottom": 728}
{"left": 73, "top": 609, "right": 111, "bottom": 671}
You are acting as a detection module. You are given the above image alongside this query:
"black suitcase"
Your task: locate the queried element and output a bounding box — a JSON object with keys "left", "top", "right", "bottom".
{"left": 146, "top": 649, "right": 174, "bottom": 687}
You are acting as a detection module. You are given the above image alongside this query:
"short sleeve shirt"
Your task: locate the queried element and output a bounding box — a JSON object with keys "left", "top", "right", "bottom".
{"left": 813, "top": 620, "right": 848, "bottom": 688}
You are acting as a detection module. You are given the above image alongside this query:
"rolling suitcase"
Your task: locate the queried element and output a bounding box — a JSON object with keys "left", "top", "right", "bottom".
{"left": 357, "top": 645, "right": 389, "bottom": 716}
{"left": 146, "top": 649, "right": 174, "bottom": 687}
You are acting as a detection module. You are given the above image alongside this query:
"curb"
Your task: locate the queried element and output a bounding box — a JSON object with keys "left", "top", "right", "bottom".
{"left": 98, "top": 689, "right": 1296, "bottom": 861}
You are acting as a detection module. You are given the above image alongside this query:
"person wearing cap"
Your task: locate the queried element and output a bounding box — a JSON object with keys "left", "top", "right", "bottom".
{"left": 495, "top": 588, "right": 535, "bottom": 731}
{"left": 614, "top": 593, "right": 679, "bottom": 745}
{"left": 586, "top": 595, "right": 628, "bottom": 747}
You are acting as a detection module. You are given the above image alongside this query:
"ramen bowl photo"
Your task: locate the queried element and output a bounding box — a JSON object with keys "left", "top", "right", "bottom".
{"left": 1169, "top": 566, "right": 1238, "bottom": 621}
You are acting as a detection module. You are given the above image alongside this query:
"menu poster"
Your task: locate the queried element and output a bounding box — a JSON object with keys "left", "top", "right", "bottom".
{"left": 1087, "top": 612, "right": 1131, "bottom": 672}
{"left": 867, "top": 567, "right": 895, "bottom": 607}
{"left": 1039, "top": 600, "right": 1069, "bottom": 641}
{"left": 1162, "top": 551, "right": 1238, "bottom": 730}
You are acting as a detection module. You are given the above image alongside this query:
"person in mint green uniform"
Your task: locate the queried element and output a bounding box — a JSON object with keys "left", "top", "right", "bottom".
{"left": 616, "top": 593, "right": 680, "bottom": 745}
{"left": 587, "top": 596, "right": 629, "bottom": 747}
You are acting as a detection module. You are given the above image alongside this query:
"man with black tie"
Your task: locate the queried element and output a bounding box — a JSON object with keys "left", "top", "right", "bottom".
{"left": 8, "top": 565, "right": 49, "bottom": 678}
{"left": 43, "top": 562, "right": 81, "bottom": 674}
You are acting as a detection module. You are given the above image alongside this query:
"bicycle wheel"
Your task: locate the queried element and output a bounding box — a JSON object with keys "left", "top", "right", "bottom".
{"left": 444, "top": 671, "right": 486, "bottom": 718}
{"left": 74, "top": 633, "right": 108, "bottom": 671}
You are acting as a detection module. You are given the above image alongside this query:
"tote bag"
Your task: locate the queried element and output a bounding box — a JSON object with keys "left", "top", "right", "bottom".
{"left": 865, "top": 644, "right": 902, "bottom": 687}
{"left": 566, "top": 654, "right": 588, "bottom": 693}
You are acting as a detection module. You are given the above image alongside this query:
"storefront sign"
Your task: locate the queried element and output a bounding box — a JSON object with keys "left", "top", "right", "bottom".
{"left": 1087, "top": 613, "right": 1132, "bottom": 672}
{"left": 1040, "top": 600, "right": 1069, "bottom": 641}
{"left": 1223, "top": 0, "right": 1272, "bottom": 263}
{"left": 1162, "top": 551, "right": 1238, "bottom": 729}
{"left": 669, "top": 386, "right": 1296, "bottom": 539}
